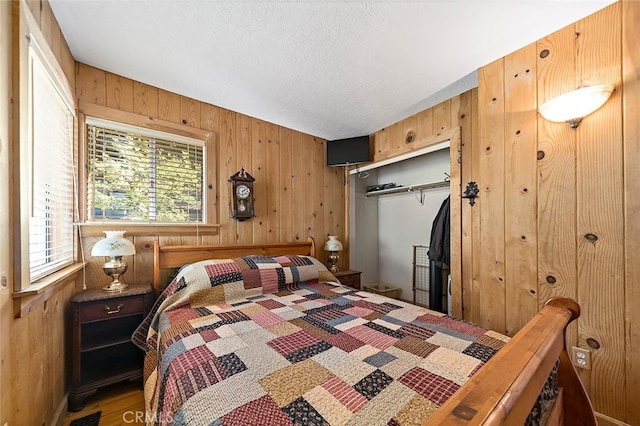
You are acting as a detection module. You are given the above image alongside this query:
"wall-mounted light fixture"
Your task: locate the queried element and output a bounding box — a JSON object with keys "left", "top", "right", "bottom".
{"left": 539, "top": 85, "right": 613, "bottom": 129}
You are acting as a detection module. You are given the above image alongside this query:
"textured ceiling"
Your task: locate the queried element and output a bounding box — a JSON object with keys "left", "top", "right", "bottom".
{"left": 49, "top": 0, "right": 615, "bottom": 140}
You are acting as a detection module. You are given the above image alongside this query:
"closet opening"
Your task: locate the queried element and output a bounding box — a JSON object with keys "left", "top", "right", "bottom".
{"left": 347, "top": 130, "right": 460, "bottom": 315}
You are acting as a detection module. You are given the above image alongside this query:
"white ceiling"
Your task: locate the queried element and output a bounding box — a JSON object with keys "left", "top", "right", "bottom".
{"left": 49, "top": 0, "right": 615, "bottom": 141}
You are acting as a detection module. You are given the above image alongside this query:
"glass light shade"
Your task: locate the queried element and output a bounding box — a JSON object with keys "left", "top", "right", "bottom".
{"left": 539, "top": 85, "right": 613, "bottom": 128}
{"left": 91, "top": 230, "right": 136, "bottom": 256}
{"left": 91, "top": 231, "right": 136, "bottom": 292}
{"left": 324, "top": 236, "right": 343, "bottom": 252}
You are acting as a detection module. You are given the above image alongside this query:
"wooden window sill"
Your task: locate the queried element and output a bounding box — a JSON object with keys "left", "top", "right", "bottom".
{"left": 12, "top": 262, "right": 86, "bottom": 318}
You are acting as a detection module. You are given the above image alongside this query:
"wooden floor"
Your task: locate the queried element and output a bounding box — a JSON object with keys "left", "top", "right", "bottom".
{"left": 62, "top": 381, "right": 145, "bottom": 426}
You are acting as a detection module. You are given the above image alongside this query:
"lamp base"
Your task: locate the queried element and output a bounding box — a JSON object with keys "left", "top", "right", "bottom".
{"left": 102, "top": 257, "right": 129, "bottom": 292}
{"left": 327, "top": 252, "right": 340, "bottom": 273}
{"left": 103, "top": 280, "right": 129, "bottom": 292}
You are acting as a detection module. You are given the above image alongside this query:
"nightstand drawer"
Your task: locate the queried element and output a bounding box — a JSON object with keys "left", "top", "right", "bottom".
{"left": 79, "top": 295, "right": 145, "bottom": 322}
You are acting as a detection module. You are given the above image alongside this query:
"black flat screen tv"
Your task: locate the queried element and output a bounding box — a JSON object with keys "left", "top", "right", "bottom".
{"left": 326, "top": 136, "right": 370, "bottom": 167}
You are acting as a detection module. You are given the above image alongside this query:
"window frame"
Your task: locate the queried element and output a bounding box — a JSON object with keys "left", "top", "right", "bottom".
{"left": 77, "top": 102, "right": 219, "bottom": 237}
{"left": 85, "top": 116, "right": 207, "bottom": 224}
{"left": 12, "top": 2, "right": 77, "bottom": 292}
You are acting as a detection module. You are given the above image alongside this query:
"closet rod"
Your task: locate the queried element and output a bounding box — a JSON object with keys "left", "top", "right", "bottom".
{"left": 365, "top": 180, "right": 449, "bottom": 197}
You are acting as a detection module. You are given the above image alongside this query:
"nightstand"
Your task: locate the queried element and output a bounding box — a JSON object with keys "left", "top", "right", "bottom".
{"left": 334, "top": 269, "right": 362, "bottom": 290}
{"left": 68, "top": 283, "right": 153, "bottom": 412}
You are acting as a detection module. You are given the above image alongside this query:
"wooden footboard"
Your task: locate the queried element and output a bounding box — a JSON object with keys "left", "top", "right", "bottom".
{"left": 423, "top": 297, "right": 596, "bottom": 425}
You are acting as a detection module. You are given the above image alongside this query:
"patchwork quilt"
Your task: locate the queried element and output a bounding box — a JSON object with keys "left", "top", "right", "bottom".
{"left": 133, "top": 255, "right": 509, "bottom": 426}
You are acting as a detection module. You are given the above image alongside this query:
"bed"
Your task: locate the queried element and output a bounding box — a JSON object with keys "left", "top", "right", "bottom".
{"left": 133, "top": 237, "right": 596, "bottom": 425}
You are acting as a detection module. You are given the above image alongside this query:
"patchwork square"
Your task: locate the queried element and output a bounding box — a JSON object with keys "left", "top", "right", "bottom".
{"left": 282, "top": 396, "right": 327, "bottom": 426}
{"left": 394, "top": 336, "right": 439, "bottom": 358}
{"left": 344, "top": 324, "right": 398, "bottom": 350}
{"left": 259, "top": 359, "right": 334, "bottom": 407}
{"left": 221, "top": 395, "right": 292, "bottom": 426}
{"left": 321, "top": 376, "right": 368, "bottom": 412}
{"left": 365, "top": 322, "right": 405, "bottom": 338}
{"left": 354, "top": 369, "right": 394, "bottom": 400}
{"left": 343, "top": 306, "right": 374, "bottom": 317}
{"left": 204, "top": 261, "right": 241, "bottom": 277}
{"left": 257, "top": 299, "right": 286, "bottom": 310}
{"left": 268, "top": 330, "right": 319, "bottom": 356}
{"left": 364, "top": 351, "right": 397, "bottom": 368}
{"left": 290, "top": 317, "right": 335, "bottom": 340}
{"left": 250, "top": 310, "right": 285, "bottom": 328}
{"left": 323, "top": 332, "right": 366, "bottom": 353}
{"left": 398, "top": 367, "right": 460, "bottom": 405}
{"left": 463, "top": 342, "right": 498, "bottom": 363}
{"left": 303, "top": 384, "right": 359, "bottom": 425}
{"left": 285, "top": 341, "right": 332, "bottom": 363}
{"left": 398, "top": 322, "right": 436, "bottom": 340}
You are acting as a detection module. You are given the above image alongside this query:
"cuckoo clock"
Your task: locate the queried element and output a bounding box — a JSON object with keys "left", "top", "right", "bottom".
{"left": 229, "top": 168, "right": 255, "bottom": 221}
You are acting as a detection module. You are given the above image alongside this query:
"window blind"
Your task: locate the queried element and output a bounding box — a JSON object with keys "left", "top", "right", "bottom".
{"left": 86, "top": 123, "right": 204, "bottom": 223}
{"left": 29, "top": 46, "right": 75, "bottom": 282}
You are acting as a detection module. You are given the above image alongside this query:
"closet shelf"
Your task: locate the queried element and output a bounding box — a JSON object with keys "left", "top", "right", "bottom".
{"left": 365, "top": 180, "right": 449, "bottom": 197}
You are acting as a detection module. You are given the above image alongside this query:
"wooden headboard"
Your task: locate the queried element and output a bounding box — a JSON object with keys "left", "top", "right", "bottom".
{"left": 152, "top": 237, "right": 316, "bottom": 295}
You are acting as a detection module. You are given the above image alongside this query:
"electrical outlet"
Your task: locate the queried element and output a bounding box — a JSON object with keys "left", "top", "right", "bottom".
{"left": 571, "top": 346, "right": 592, "bottom": 370}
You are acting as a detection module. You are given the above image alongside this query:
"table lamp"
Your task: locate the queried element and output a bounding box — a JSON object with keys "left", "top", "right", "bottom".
{"left": 91, "top": 230, "right": 136, "bottom": 292}
{"left": 324, "top": 236, "right": 343, "bottom": 273}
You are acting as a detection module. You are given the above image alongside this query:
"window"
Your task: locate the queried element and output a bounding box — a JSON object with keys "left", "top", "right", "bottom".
{"left": 86, "top": 119, "right": 205, "bottom": 223}
{"left": 27, "top": 38, "right": 76, "bottom": 282}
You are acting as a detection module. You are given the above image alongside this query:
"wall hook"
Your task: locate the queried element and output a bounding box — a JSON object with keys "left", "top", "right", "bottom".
{"left": 462, "top": 181, "right": 479, "bottom": 206}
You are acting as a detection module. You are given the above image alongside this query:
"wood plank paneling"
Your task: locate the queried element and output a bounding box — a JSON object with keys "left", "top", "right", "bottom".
{"left": 180, "top": 96, "right": 200, "bottom": 128}
{"left": 477, "top": 60, "right": 507, "bottom": 334}
{"left": 251, "top": 118, "right": 268, "bottom": 242}
{"left": 313, "top": 138, "right": 326, "bottom": 248}
{"left": 106, "top": 73, "right": 133, "bottom": 112}
{"left": 468, "top": 88, "right": 482, "bottom": 325}
{"left": 0, "top": 3, "right": 12, "bottom": 422}
{"left": 280, "top": 127, "right": 293, "bottom": 242}
{"left": 157, "top": 88, "right": 181, "bottom": 124}
{"left": 75, "top": 64, "right": 106, "bottom": 106}
{"left": 219, "top": 108, "right": 238, "bottom": 243}
{"left": 236, "top": 113, "right": 253, "bottom": 243}
{"left": 536, "top": 24, "right": 578, "bottom": 352}
{"left": 416, "top": 108, "right": 433, "bottom": 142}
{"left": 451, "top": 91, "right": 477, "bottom": 318}
{"left": 265, "top": 122, "right": 281, "bottom": 242}
{"left": 75, "top": 62, "right": 341, "bottom": 287}
{"left": 432, "top": 99, "right": 451, "bottom": 137}
{"left": 622, "top": 1, "right": 640, "bottom": 423}
{"left": 503, "top": 43, "right": 539, "bottom": 336}
{"left": 575, "top": 3, "right": 624, "bottom": 419}
{"left": 291, "top": 130, "right": 305, "bottom": 241}
{"left": 303, "top": 134, "right": 316, "bottom": 238}
{"left": 201, "top": 103, "right": 221, "bottom": 230}
{"left": 133, "top": 81, "right": 158, "bottom": 117}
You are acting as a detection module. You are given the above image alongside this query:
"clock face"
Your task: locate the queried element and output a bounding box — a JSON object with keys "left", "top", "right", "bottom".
{"left": 236, "top": 184, "right": 251, "bottom": 199}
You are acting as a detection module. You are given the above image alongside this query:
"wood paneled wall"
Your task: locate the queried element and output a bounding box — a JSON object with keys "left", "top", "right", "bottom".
{"left": 371, "top": 2, "right": 636, "bottom": 424}
{"left": 1, "top": 1, "right": 77, "bottom": 425}
{"left": 75, "top": 62, "right": 345, "bottom": 289}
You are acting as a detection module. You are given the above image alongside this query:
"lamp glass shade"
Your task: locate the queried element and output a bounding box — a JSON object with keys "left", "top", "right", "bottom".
{"left": 91, "top": 230, "right": 136, "bottom": 256}
{"left": 539, "top": 85, "right": 613, "bottom": 124}
{"left": 324, "top": 236, "right": 343, "bottom": 252}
